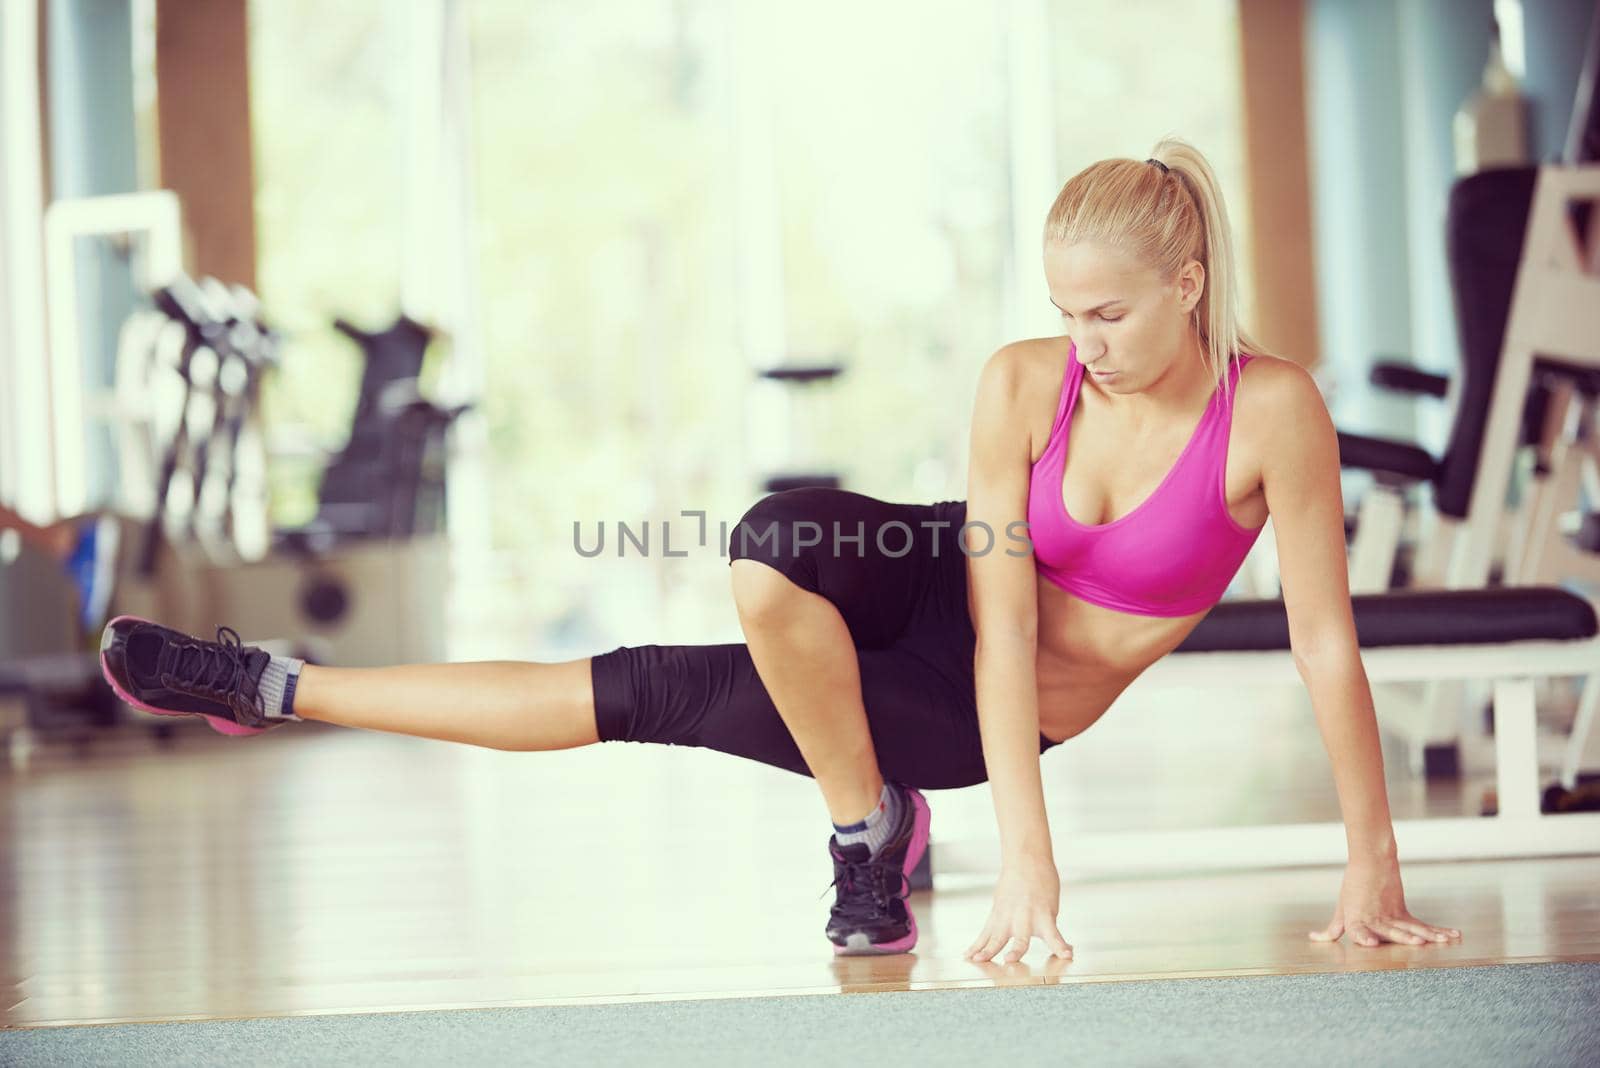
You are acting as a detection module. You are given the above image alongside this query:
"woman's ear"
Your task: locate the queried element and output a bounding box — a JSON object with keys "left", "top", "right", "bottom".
{"left": 1178, "top": 259, "right": 1205, "bottom": 314}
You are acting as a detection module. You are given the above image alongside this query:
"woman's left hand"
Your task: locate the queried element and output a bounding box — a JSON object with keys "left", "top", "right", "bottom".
{"left": 1309, "top": 853, "right": 1462, "bottom": 947}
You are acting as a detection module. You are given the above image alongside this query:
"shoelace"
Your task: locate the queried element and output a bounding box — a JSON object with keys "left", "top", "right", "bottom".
{"left": 165, "top": 626, "right": 253, "bottom": 718}
{"left": 819, "top": 850, "right": 908, "bottom": 926}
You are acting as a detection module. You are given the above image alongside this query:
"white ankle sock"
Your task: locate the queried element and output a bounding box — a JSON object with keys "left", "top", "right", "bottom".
{"left": 257, "top": 656, "right": 305, "bottom": 721}
{"left": 832, "top": 782, "right": 905, "bottom": 856}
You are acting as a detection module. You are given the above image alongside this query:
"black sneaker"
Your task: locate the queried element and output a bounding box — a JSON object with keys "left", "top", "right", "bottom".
{"left": 822, "top": 783, "right": 931, "bottom": 955}
{"left": 99, "top": 615, "right": 284, "bottom": 736}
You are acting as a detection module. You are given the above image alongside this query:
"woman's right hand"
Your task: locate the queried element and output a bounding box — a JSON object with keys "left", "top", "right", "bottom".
{"left": 964, "top": 854, "right": 1075, "bottom": 963}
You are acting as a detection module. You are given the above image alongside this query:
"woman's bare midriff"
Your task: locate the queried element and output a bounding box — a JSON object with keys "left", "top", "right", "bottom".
{"left": 1031, "top": 579, "right": 1209, "bottom": 743}
{"left": 960, "top": 565, "right": 1211, "bottom": 745}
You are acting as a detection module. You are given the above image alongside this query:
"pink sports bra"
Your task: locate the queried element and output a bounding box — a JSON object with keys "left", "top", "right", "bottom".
{"left": 1024, "top": 343, "right": 1266, "bottom": 617}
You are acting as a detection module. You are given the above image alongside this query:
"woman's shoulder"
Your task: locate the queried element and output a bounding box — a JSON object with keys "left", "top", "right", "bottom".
{"left": 1235, "top": 352, "right": 1322, "bottom": 408}
{"left": 1232, "top": 353, "right": 1333, "bottom": 456}
{"left": 993, "top": 333, "right": 1068, "bottom": 362}
{"left": 978, "top": 337, "right": 1074, "bottom": 413}
{"left": 996, "top": 335, "right": 1072, "bottom": 391}
{"left": 984, "top": 336, "right": 1073, "bottom": 464}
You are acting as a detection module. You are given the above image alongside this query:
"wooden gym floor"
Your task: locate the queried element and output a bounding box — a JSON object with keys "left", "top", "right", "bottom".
{"left": 3, "top": 663, "right": 1597, "bottom": 1028}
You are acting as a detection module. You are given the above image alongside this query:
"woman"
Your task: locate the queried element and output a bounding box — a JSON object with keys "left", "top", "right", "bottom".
{"left": 0, "top": 504, "right": 120, "bottom": 633}
{"left": 99, "top": 137, "right": 1461, "bottom": 962}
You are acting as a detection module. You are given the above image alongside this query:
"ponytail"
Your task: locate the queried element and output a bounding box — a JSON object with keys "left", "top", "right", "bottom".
{"left": 1042, "top": 135, "right": 1277, "bottom": 397}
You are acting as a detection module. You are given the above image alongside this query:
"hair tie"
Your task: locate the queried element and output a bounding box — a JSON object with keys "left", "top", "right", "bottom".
{"left": 1146, "top": 158, "right": 1169, "bottom": 174}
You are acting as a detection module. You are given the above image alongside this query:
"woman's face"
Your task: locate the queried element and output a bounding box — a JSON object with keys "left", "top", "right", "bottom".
{"left": 1042, "top": 240, "right": 1203, "bottom": 394}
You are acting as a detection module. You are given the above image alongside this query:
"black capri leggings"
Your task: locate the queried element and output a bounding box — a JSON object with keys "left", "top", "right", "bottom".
{"left": 589, "top": 488, "right": 1061, "bottom": 790}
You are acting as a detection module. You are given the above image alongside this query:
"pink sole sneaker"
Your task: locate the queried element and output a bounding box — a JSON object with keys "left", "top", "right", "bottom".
{"left": 99, "top": 614, "right": 271, "bottom": 737}
{"left": 829, "top": 786, "right": 932, "bottom": 956}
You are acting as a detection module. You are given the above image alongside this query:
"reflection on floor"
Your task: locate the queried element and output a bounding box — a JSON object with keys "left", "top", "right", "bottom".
{"left": 4, "top": 675, "right": 1597, "bottom": 1027}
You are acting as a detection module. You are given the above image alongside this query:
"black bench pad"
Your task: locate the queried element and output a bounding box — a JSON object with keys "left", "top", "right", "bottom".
{"left": 1178, "top": 586, "right": 1599, "bottom": 653}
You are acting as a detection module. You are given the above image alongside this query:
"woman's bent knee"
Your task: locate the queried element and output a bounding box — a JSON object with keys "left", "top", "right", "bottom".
{"left": 729, "top": 558, "right": 808, "bottom": 623}
{"left": 728, "top": 488, "right": 843, "bottom": 600}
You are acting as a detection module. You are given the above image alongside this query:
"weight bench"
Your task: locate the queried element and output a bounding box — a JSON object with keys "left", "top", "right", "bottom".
{"left": 927, "top": 586, "right": 1600, "bottom": 883}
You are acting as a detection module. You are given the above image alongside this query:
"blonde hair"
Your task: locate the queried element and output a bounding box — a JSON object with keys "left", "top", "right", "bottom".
{"left": 1042, "top": 136, "right": 1276, "bottom": 396}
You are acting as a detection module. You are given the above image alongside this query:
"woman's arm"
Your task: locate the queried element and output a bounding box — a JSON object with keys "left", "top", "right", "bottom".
{"left": 1256, "top": 358, "right": 1461, "bottom": 947}
{"left": 962, "top": 345, "right": 1073, "bottom": 964}
{"left": 965, "top": 344, "right": 1048, "bottom": 860}
{"left": 1258, "top": 360, "right": 1394, "bottom": 858}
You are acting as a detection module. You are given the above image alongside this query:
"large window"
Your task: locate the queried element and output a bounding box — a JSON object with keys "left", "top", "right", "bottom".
{"left": 465, "top": 1, "right": 744, "bottom": 654}
{"left": 248, "top": 0, "right": 1249, "bottom": 656}
{"left": 248, "top": 0, "right": 409, "bottom": 526}
{"left": 463, "top": 1, "right": 1029, "bottom": 655}
{"left": 765, "top": 3, "right": 1013, "bottom": 502}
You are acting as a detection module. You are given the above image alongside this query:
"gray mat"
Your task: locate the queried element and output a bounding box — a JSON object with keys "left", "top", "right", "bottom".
{"left": 3, "top": 962, "right": 1597, "bottom": 1067}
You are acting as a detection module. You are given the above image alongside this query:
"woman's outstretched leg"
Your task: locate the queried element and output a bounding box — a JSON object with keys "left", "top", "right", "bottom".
{"left": 99, "top": 613, "right": 601, "bottom": 750}
{"left": 294, "top": 660, "right": 598, "bottom": 750}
